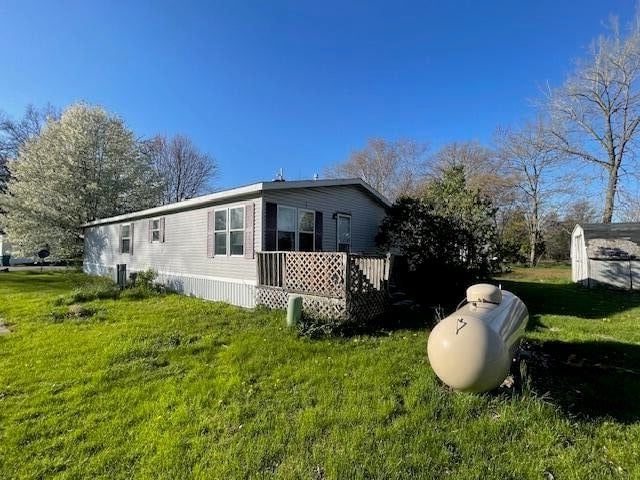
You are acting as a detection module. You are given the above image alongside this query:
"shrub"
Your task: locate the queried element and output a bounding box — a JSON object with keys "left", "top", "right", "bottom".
{"left": 122, "top": 269, "right": 164, "bottom": 300}
{"left": 297, "top": 311, "right": 344, "bottom": 338}
{"left": 65, "top": 277, "right": 120, "bottom": 304}
{"left": 67, "top": 304, "right": 96, "bottom": 318}
{"left": 48, "top": 304, "right": 97, "bottom": 322}
{"left": 376, "top": 166, "right": 499, "bottom": 309}
{"left": 121, "top": 287, "right": 155, "bottom": 300}
{"left": 296, "top": 310, "right": 368, "bottom": 338}
{"left": 133, "top": 269, "right": 158, "bottom": 291}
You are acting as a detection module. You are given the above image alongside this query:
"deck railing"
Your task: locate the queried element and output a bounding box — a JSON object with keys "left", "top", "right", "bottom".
{"left": 256, "top": 251, "right": 286, "bottom": 288}
{"left": 256, "top": 251, "right": 391, "bottom": 321}
{"left": 348, "top": 254, "right": 390, "bottom": 293}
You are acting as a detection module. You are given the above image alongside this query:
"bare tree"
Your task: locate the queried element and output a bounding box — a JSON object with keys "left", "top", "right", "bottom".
{"left": 430, "top": 141, "right": 515, "bottom": 203}
{"left": 496, "top": 121, "right": 562, "bottom": 266}
{"left": 618, "top": 188, "right": 640, "bottom": 221}
{"left": 144, "top": 134, "right": 219, "bottom": 204}
{"left": 547, "top": 16, "right": 640, "bottom": 223}
{"left": 324, "top": 138, "right": 429, "bottom": 200}
{"left": 0, "top": 104, "right": 58, "bottom": 193}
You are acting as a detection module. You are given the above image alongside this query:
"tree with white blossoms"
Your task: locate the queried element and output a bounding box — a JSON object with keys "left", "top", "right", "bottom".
{"left": 0, "top": 103, "right": 161, "bottom": 259}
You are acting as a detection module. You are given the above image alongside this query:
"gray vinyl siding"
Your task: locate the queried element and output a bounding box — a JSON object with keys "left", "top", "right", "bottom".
{"left": 84, "top": 196, "right": 262, "bottom": 306}
{"left": 83, "top": 183, "right": 388, "bottom": 307}
{"left": 571, "top": 224, "right": 640, "bottom": 290}
{"left": 587, "top": 259, "right": 630, "bottom": 289}
{"left": 261, "top": 185, "right": 387, "bottom": 254}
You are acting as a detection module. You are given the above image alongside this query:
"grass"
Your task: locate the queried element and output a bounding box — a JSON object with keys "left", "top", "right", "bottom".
{"left": 0, "top": 266, "right": 639, "bottom": 479}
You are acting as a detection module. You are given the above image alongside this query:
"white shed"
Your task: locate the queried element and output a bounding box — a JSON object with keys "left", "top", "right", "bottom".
{"left": 571, "top": 223, "right": 640, "bottom": 290}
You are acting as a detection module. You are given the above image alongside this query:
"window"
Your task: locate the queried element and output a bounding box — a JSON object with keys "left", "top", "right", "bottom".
{"left": 213, "top": 206, "right": 245, "bottom": 256}
{"left": 214, "top": 210, "right": 227, "bottom": 255}
{"left": 229, "top": 207, "right": 245, "bottom": 256}
{"left": 337, "top": 214, "right": 351, "bottom": 252}
{"left": 121, "top": 224, "right": 132, "bottom": 254}
{"left": 277, "top": 206, "right": 296, "bottom": 251}
{"left": 151, "top": 219, "right": 161, "bottom": 242}
{"left": 298, "top": 209, "right": 315, "bottom": 252}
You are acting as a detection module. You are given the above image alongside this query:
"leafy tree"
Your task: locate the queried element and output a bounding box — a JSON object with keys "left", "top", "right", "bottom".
{"left": 422, "top": 166, "right": 499, "bottom": 275}
{"left": 377, "top": 166, "right": 498, "bottom": 306}
{"left": 499, "top": 208, "right": 530, "bottom": 264}
{"left": 376, "top": 197, "right": 470, "bottom": 305}
{"left": 0, "top": 103, "right": 161, "bottom": 259}
{"left": 542, "top": 211, "right": 569, "bottom": 262}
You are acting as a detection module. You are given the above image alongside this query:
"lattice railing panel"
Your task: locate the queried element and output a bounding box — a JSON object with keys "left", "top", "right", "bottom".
{"left": 256, "top": 287, "right": 288, "bottom": 310}
{"left": 256, "top": 287, "right": 348, "bottom": 321}
{"left": 300, "top": 295, "right": 348, "bottom": 321}
{"left": 347, "top": 291, "right": 387, "bottom": 322}
{"left": 284, "top": 252, "right": 346, "bottom": 298}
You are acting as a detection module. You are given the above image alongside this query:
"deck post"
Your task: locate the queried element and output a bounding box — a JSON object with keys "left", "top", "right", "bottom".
{"left": 344, "top": 252, "right": 350, "bottom": 295}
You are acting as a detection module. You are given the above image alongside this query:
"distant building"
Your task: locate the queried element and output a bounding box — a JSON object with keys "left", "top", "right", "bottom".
{"left": 571, "top": 223, "right": 640, "bottom": 290}
{"left": 0, "top": 234, "right": 35, "bottom": 266}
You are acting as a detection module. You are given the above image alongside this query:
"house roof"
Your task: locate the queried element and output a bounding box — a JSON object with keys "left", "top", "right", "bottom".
{"left": 577, "top": 223, "right": 640, "bottom": 260}
{"left": 81, "top": 178, "right": 391, "bottom": 228}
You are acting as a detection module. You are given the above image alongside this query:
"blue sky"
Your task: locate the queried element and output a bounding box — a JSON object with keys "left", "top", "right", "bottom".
{"left": 0, "top": 0, "right": 637, "bottom": 189}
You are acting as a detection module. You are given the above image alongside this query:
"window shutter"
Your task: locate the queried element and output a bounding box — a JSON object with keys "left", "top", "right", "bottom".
{"left": 315, "top": 211, "right": 323, "bottom": 252}
{"left": 244, "top": 203, "right": 255, "bottom": 259}
{"left": 207, "top": 211, "right": 214, "bottom": 257}
{"left": 130, "top": 223, "right": 134, "bottom": 255}
{"left": 119, "top": 225, "right": 123, "bottom": 253}
{"left": 160, "top": 218, "right": 165, "bottom": 243}
{"left": 265, "top": 202, "right": 278, "bottom": 251}
{"left": 148, "top": 220, "right": 152, "bottom": 243}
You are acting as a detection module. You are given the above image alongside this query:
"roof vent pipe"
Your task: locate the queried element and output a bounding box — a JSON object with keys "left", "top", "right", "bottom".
{"left": 274, "top": 168, "right": 285, "bottom": 182}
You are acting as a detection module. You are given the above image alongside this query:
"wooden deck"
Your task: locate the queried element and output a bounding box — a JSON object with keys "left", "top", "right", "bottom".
{"left": 256, "top": 251, "right": 391, "bottom": 322}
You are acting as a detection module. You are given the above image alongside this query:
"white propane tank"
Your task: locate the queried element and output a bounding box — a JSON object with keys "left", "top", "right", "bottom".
{"left": 427, "top": 283, "right": 528, "bottom": 393}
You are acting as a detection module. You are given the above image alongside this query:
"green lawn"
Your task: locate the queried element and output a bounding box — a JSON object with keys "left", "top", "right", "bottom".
{"left": 0, "top": 267, "right": 638, "bottom": 479}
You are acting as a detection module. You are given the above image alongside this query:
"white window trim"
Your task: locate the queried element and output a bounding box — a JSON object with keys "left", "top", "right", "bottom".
{"left": 150, "top": 218, "right": 161, "bottom": 243}
{"left": 336, "top": 213, "right": 352, "bottom": 252}
{"left": 121, "top": 223, "right": 132, "bottom": 254}
{"left": 277, "top": 205, "right": 297, "bottom": 251}
{"left": 297, "top": 208, "right": 315, "bottom": 252}
{"left": 213, "top": 208, "right": 228, "bottom": 256}
{"left": 214, "top": 205, "right": 246, "bottom": 257}
{"left": 229, "top": 205, "right": 246, "bottom": 257}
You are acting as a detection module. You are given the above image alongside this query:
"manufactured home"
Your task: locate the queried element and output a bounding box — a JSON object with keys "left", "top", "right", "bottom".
{"left": 82, "top": 179, "right": 390, "bottom": 309}
{"left": 571, "top": 222, "right": 640, "bottom": 290}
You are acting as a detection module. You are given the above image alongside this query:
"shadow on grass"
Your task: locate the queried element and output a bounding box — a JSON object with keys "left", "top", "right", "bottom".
{"left": 498, "top": 279, "right": 640, "bottom": 321}
{"left": 368, "top": 276, "right": 640, "bottom": 335}
{"left": 522, "top": 339, "right": 640, "bottom": 423}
